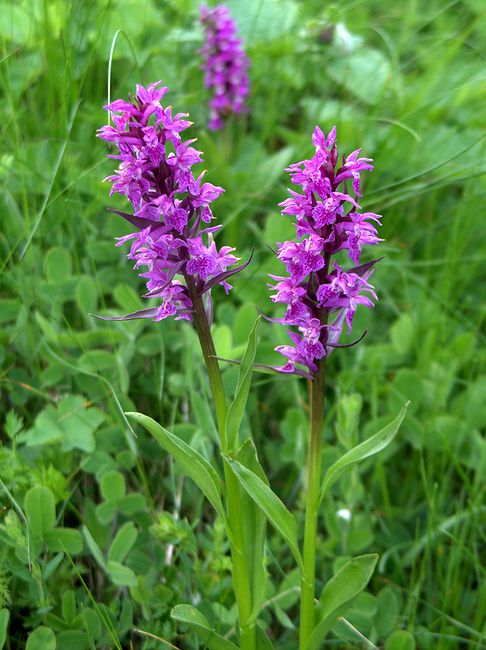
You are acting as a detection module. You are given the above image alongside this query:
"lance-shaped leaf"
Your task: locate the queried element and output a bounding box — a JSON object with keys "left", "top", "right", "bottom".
{"left": 171, "top": 605, "right": 239, "bottom": 650}
{"left": 0, "top": 609, "right": 10, "bottom": 650}
{"left": 236, "top": 438, "right": 268, "bottom": 623}
{"left": 215, "top": 356, "right": 313, "bottom": 380}
{"left": 305, "top": 554, "right": 378, "bottom": 650}
{"left": 224, "top": 317, "right": 260, "bottom": 451}
{"left": 107, "top": 207, "right": 159, "bottom": 231}
{"left": 202, "top": 250, "right": 254, "bottom": 294}
{"left": 223, "top": 456, "right": 303, "bottom": 572}
{"left": 256, "top": 625, "right": 275, "bottom": 649}
{"left": 319, "top": 403, "right": 409, "bottom": 505}
{"left": 91, "top": 307, "right": 159, "bottom": 321}
{"left": 126, "top": 412, "right": 225, "bottom": 521}
{"left": 326, "top": 330, "right": 367, "bottom": 348}
{"left": 348, "top": 256, "right": 383, "bottom": 278}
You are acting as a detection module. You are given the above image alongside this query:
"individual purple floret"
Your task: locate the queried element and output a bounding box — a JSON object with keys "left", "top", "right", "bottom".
{"left": 96, "top": 81, "right": 249, "bottom": 322}
{"left": 268, "top": 126, "right": 382, "bottom": 376}
{"left": 200, "top": 4, "right": 250, "bottom": 130}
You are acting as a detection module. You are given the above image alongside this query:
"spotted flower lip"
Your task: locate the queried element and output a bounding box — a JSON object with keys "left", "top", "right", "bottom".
{"left": 96, "top": 81, "right": 248, "bottom": 322}
{"left": 267, "top": 125, "right": 383, "bottom": 376}
{"left": 200, "top": 4, "right": 250, "bottom": 130}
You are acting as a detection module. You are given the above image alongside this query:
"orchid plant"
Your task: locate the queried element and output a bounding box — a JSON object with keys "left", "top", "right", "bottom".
{"left": 199, "top": 4, "right": 250, "bottom": 130}
{"left": 96, "top": 80, "right": 407, "bottom": 650}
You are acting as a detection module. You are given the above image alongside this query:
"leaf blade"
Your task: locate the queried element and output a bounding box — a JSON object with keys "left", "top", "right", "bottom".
{"left": 224, "top": 457, "right": 303, "bottom": 572}
{"left": 319, "top": 403, "right": 409, "bottom": 504}
{"left": 224, "top": 318, "right": 260, "bottom": 451}
{"left": 24, "top": 486, "right": 56, "bottom": 540}
{"left": 306, "top": 554, "right": 378, "bottom": 650}
{"left": 171, "top": 604, "right": 239, "bottom": 650}
{"left": 126, "top": 412, "right": 225, "bottom": 521}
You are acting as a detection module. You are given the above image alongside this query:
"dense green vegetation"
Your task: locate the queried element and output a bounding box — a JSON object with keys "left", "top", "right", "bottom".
{"left": 1, "top": 0, "right": 485, "bottom": 647}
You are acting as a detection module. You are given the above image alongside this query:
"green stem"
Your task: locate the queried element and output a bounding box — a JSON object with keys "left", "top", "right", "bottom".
{"left": 187, "top": 280, "right": 256, "bottom": 650}
{"left": 300, "top": 358, "right": 326, "bottom": 649}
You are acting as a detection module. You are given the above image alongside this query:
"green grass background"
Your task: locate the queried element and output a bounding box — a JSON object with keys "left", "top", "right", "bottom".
{"left": 0, "top": 0, "right": 485, "bottom": 648}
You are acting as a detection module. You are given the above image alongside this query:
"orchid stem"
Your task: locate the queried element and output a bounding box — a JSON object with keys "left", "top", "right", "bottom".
{"left": 300, "top": 358, "right": 326, "bottom": 649}
{"left": 188, "top": 280, "right": 256, "bottom": 650}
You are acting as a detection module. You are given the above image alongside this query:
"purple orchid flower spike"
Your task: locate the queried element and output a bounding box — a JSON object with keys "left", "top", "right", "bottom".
{"left": 267, "top": 125, "right": 383, "bottom": 377}
{"left": 200, "top": 4, "right": 250, "bottom": 130}
{"left": 95, "top": 81, "right": 249, "bottom": 323}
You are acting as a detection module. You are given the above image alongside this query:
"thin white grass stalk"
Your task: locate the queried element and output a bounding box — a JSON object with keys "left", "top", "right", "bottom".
{"left": 107, "top": 30, "right": 122, "bottom": 125}
{"left": 106, "top": 29, "right": 142, "bottom": 126}
{"left": 339, "top": 617, "right": 379, "bottom": 649}
{"left": 134, "top": 628, "right": 182, "bottom": 649}
{"left": 164, "top": 475, "right": 184, "bottom": 567}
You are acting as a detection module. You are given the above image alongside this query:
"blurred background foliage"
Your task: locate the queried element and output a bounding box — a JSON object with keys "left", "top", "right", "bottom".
{"left": 0, "top": 0, "right": 485, "bottom": 647}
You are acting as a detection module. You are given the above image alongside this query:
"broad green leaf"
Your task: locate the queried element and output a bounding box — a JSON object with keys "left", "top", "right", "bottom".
{"left": 0, "top": 298, "right": 21, "bottom": 324}
{"left": 62, "top": 591, "right": 76, "bottom": 623}
{"left": 385, "top": 630, "right": 416, "bottom": 650}
{"left": 256, "top": 624, "right": 275, "bottom": 649}
{"left": 24, "top": 486, "right": 56, "bottom": 539}
{"left": 390, "top": 313, "right": 414, "bottom": 356}
{"left": 113, "top": 283, "right": 142, "bottom": 312}
{"left": 328, "top": 49, "right": 391, "bottom": 106}
{"left": 21, "top": 396, "right": 104, "bottom": 453}
{"left": 46, "top": 246, "right": 72, "bottom": 282}
{"left": 224, "top": 457, "right": 303, "bottom": 572}
{"left": 118, "top": 492, "right": 147, "bottom": 515}
{"left": 26, "top": 626, "right": 56, "bottom": 650}
{"left": 236, "top": 438, "right": 268, "bottom": 621}
{"left": 306, "top": 554, "right": 378, "bottom": 650}
{"left": 81, "top": 608, "right": 102, "bottom": 640}
{"left": 319, "top": 404, "right": 409, "bottom": 504}
{"left": 171, "top": 605, "right": 239, "bottom": 650}
{"left": 100, "top": 471, "right": 125, "bottom": 502}
{"left": 108, "top": 522, "right": 138, "bottom": 563}
{"left": 225, "top": 318, "right": 260, "bottom": 450}
{"left": 107, "top": 561, "right": 138, "bottom": 587}
{"left": 0, "top": 609, "right": 9, "bottom": 650}
{"left": 126, "top": 412, "right": 225, "bottom": 521}
{"left": 76, "top": 275, "right": 98, "bottom": 314}
{"left": 96, "top": 501, "right": 117, "bottom": 525}
{"left": 375, "top": 587, "right": 399, "bottom": 637}
{"left": 56, "top": 630, "right": 90, "bottom": 650}
{"left": 44, "top": 528, "right": 83, "bottom": 554}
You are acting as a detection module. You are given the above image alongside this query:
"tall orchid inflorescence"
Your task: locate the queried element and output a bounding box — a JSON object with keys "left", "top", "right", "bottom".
{"left": 269, "top": 126, "right": 382, "bottom": 376}
{"left": 200, "top": 4, "right": 250, "bottom": 130}
{"left": 96, "top": 81, "right": 248, "bottom": 323}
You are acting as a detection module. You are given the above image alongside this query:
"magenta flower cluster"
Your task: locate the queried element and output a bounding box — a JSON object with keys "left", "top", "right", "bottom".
{"left": 269, "top": 126, "right": 382, "bottom": 376}
{"left": 200, "top": 4, "right": 250, "bottom": 130}
{"left": 97, "top": 81, "right": 245, "bottom": 322}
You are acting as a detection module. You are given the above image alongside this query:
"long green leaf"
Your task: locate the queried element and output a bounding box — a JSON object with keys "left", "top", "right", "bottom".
{"left": 0, "top": 609, "right": 10, "bottom": 650}
{"left": 108, "top": 522, "right": 138, "bottom": 563}
{"left": 306, "top": 554, "right": 378, "bottom": 650}
{"left": 171, "top": 604, "right": 239, "bottom": 650}
{"left": 24, "top": 486, "right": 55, "bottom": 540}
{"left": 319, "top": 403, "right": 409, "bottom": 504}
{"left": 225, "top": 317, "right": 260, "bottom": 451}
{"left": 126, "top": 412, "right": 225, "bottom": 521}
{"left": 224, "top": 457, "right": 303, "bottom": 572}
{"left": 256, "top": 623, "right": 275, "bottom": 649}
{"left": 236, "top": 438, "right": 268, "bottom": 622}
